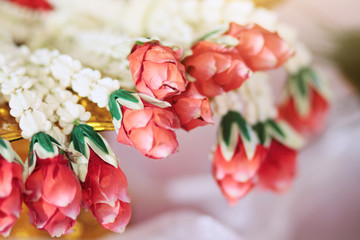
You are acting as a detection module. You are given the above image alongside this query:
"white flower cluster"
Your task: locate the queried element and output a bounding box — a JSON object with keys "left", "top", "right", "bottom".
{"left": 0, "top": 46, "right": 52, "bottom": 139}
{"left": 54, "top": 29, "right": 135, "bottom": 88}
{"left": 212, "top": 72, "right": 277, "bottom": 124}
{"left": 29, "top": 49, "right": 122, "bottom": 132}
{"left": 108, "top": 0, "right": 296, "bottom": 49}
{"left": 0, "top": 44, "right": 119, "bottom": 139}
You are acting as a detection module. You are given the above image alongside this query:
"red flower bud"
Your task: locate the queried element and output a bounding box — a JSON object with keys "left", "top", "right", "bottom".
{"left": 212, "top": 137, "right": 267, "bottom": 205}
{"left": 278, "top": 88, "right": 329, "bottom": 136}
{"left": 184, "top": 41, "right": 251, "bottom": 97}
{"left": 258, "top": 140, "right": 297, "bottom": 192}
{"left": 117, "top": 105, "right": 180, "bottom": 159}
{"left": 24, "top": 154, "right": 81, "bottom": 237}
{"left": 225, "top": 22, "right": 294, "bottom": 71}
{"left": 0, "top": 155, "right": 23, "bottom": 237}
{"left": 129, "top": 41, "right": 187, "bottom": 100}
{"left": 170, "top": 83, "right": 214, "bottom": 131}
{"left": 82, "top": 149, "right": 131, "bottom": 233}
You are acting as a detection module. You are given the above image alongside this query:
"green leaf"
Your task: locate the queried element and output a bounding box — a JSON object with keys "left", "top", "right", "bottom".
{"left": 27, "top": 132, "right": 59, "bottom": 167}
{"left": 220, "top": 111, "right": 251, "bottom": 145}
{"left": 78, "top": 124, "right": 109, "bottom": 155}
{"left": 233, "top": 113, "right": 251, "bottom": 142}
{"left": 296, "top": 74, "right": 308, "bottom": 97}
{"left": 0, "top": 137, "right": 7, "bottom": 149}
{"left": 220, "top": 115, "right": 233, "bottom": 146}
{"left": 109, "top": 89, "right": 140, "bottom": 120}
{"left": 28, "top": 137, "right": 36, "bottom": 167}
{"left": 109, "top": 93, "right": 122, "bottom": 121}
{"left": 70, "top": 126, "right": 87, "bottom": 157}
{"left": 253, "top": 122, "right": 266, "bottom": 145}
{"left": 303, "top": 67, "right": 320, "bottom": 88}
{"left": 35, "top": 133, "right": 55, "bottom": 153}
{"left": 114, "top": 89, "right": 140, "bottom": 103}
{"left": 196, "top": 29, "right": 223, "bottom": 42}
{"left": 135, "top": 41, "right": 145, "bottom": 46}
{"left": 266, "top": 119, "right": 285, "bottom": 139}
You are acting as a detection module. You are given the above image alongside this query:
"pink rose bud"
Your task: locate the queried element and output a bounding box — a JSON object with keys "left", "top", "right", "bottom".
{"left": 24, "top": 138, "right": 81, "bottom": 237}
{"left": 212, "top": 138, "right": 267, "bottom": 205}
{"left": 278, "top": 87, "right": 329, "bottom": 136}
{"left": 129, "top": 41, "right": 187, "bottom": 100}
{"left": 184, "top": 41, "right": 252, "bottom": 97}
{"left": 170, "top": 83, "right": 214, "bottom": 131}
{"left": 225, "top": 22, "right": 294, "bottom": 71}
{"left": 117, "top": 105, "right": 180, "bottom": 159}
{"left": 82, "top": 149, "right": 131, "bottom": 233}
{"left": 258, "top": 140, "right": 297, "bottom": 192}
{"left": 0, "top": 141, "right": 24, "bottom": 237}
{"left": 9, "top": 0, "right": 53, "bottom": 11}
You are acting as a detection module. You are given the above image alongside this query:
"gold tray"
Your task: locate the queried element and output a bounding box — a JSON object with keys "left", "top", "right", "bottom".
{"left": 0, "top": 98, "right": 114, "bottom": 142}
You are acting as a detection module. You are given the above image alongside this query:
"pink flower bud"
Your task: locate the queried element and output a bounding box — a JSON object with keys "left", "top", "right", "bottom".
{"left": 129, "top": 41, "right": 187, "bottom": 100}
{"left": 278, "top": 88, "right": 329, "bottom": 136}
{"left": 258, "top": 140, "right": 297, "bottom": 192}
{"left": 0, "top": 156, "right": 23, "bottom": 237}
{"left": 82, "top": 149, "right": 131, "bottom": 233}
{"left": 117, "top": 105, "right": 180, "bottom": 159}
{"left": 184, "top": 41, "right": 252, "bottom": 97}
{"left": 170, "top": 83, "right": 214, "bottom": 131}
{"left": 212, "top": 137, "right": 267, "bottom": 205}
{"left": 24, "top": 154, "right": 81, "bottom": 237}
{"left": 226, "top": 22, "right": 294, "bottom": 71}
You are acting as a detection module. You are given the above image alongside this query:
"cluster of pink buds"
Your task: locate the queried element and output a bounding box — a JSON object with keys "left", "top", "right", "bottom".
{"left": 0, "top": 128, "right": 131, "bottom": 237}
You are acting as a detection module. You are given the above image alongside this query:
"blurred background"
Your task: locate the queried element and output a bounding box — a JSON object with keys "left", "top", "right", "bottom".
{"left": 5, "top": 0, "right": 360, "bottom": 239}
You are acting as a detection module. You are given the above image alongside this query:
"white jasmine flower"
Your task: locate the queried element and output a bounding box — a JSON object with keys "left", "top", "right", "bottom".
{"left": 38, "top": 76, "right": 56, "bottom": 90}
{"left": 25, "top": 65, "right": 51, "bottom": 79}
{"left": 50, "top": 54, "right": 82, "bottom": 87}
{"left": 30, "top": 49, "right": 59, "bottom": 66}
{"left": 46, "top": 87, "right": 78, "bottom": 110}
{"left": 9, "top": 89, "right": 41, "bottom": 118}
{"left": 38, "top": 102, "right": 58, "bottom": 123}
{"left": 89, "top": 77, "right": 120, "bottom": 108}
{"left": 1, "top": 69, "right": 33, "bottom": 95}
{"left": 30, "top": 84, "right": 49, "bottom": 100}
{"left": 57, "top": 101, "right": 91, "bottom": 134}
{"left": 72, "top": 68, "right": 100, "bottom": 97}
{"left": 19, "top": 109, "right": 52, "bottom": 139}
{"left": 212, "top": 72, "right": 276, "bottom": 124}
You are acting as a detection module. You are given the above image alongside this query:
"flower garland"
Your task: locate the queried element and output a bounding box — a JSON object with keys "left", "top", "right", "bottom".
{"left": 0, "top": 0, "right": 331, "bottom": 237}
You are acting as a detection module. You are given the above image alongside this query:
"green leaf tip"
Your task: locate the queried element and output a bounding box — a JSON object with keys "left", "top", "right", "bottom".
{"left": 71, "top": 124, "right": 109, "bottom": 156}
{"left": 109, "top": 89, "right": 139, "bottom": 120}
{"left": 220, "top": 111, "right": 251, "bottom": 145}
{"left": 266, "top": 119, "right": 285, "bottom": 138}
{"left": 0, "top": 137, "right": 7, "bottom": 149}
{"left": 253, "top": 122, "right": 266, "bottom": 146}
{"left": 70, "top": 126, "right": 87, "bottom": 157}
{"left": 28, "top": 132, "right": 60, "bottom": 167}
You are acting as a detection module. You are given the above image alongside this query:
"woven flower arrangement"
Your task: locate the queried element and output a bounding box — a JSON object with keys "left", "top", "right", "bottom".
{"left": 0, "top": 0, "right": 331, "bottom": 237}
